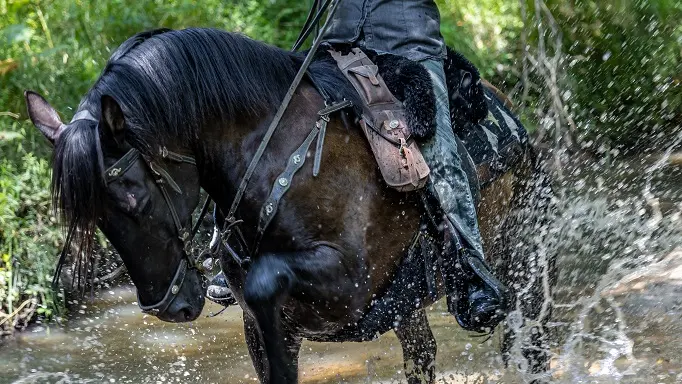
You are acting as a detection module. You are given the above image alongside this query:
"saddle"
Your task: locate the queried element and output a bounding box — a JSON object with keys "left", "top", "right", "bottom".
{"left": 329, "top": 48, "right": 430, "bottom": 192}
{"left": 328, "top": 47, "right": 526, "bottom": 194}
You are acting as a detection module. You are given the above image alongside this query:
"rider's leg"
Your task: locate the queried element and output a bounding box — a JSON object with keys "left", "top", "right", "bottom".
{"left": 417, "top": 58, "right": 510, "bottom": 332}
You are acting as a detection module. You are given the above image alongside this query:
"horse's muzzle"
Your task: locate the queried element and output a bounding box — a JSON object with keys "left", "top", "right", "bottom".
{"left": 154, "top": 267, "right": 206, "bottom": 323}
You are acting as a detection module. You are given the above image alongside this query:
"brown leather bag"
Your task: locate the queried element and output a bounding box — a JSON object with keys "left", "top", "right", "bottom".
{"left": 330, "top": 48, "right": 430, "bottom": 192}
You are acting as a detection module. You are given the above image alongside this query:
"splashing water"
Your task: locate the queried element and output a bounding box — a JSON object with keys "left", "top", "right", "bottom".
{"left": 1, "top": 150, "right": 681, "bottom": 383}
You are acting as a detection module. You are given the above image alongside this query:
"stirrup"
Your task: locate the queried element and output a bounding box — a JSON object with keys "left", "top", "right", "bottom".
{"left": 206, "top": 272, "right": 238, "bottom": 307}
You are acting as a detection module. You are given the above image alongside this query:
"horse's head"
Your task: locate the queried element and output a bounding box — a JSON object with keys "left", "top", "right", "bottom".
{"left": 25, "top": 91, "right": 205, "bottom": 322}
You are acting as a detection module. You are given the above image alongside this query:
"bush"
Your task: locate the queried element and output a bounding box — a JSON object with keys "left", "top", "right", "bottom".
{"left": 0, "top": 135, "right": 62, "bottom": 335}
{"left": 546, "top": 0, "right": 682, "bottom": 152}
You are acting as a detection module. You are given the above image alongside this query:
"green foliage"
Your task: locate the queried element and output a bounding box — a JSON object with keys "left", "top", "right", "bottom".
{"left": 438, "top": 0, "right": 523, "bottom": 80}
{"left": 0, "top": 146, "right": 62, "bottom": 333}
{"left": 544, "top": 0, "right": 682, "bottom": 151}
{"left": 1, "top": 0, "right": 681, "bottom": 333}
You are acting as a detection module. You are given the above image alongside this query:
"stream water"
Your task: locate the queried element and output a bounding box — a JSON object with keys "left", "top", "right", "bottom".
{"left": 2, "top": 155, "right": 681, "bottom": 384}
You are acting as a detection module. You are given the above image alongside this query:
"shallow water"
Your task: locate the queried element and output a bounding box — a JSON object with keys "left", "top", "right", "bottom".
{"left": 2, "top": 155, "right": 681, "bottom": 384}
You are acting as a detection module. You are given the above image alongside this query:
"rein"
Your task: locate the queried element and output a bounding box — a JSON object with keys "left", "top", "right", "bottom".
{"left": 218, "top": 0, "right": 346, "bottom": 259}
{"left": 224, "top": 0, "right": 341, "bottom": 224}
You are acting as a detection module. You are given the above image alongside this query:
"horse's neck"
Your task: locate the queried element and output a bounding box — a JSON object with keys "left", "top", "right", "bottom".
{"left": 199, "top": 84, "right": 327, "bottom": 217}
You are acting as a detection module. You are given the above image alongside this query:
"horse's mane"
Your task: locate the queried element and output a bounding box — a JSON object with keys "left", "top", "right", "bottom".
{"left": 52, "top": 28, "right": 358, "bottom": 286}
{"left": 82, "top": 27, "right": 356, "bottom": 151}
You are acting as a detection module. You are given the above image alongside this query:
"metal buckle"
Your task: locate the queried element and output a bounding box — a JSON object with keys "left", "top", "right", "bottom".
{"left": 147, "top": 161, "right": 162, "bottom": 177}
{"left": 399, "top": 137, "right": 408, "bottom": 154}
{"left": 108, "top": 167, "right": 122, "bottom": 178}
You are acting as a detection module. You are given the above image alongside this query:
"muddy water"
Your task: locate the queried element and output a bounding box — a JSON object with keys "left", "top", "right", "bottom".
{"left": 2, "top": 155, "right": 681, "bottom": 384}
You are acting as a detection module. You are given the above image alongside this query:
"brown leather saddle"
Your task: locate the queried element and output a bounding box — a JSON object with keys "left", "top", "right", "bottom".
{"left": 330, "top": 48, "right": 430, "bottom": 192}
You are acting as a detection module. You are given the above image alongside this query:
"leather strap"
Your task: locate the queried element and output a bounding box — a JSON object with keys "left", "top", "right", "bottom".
{"left": 254, "top": 126, "right": 320, "bottom": 253}
{"left": 313, "top": 99, "right": 352, "bottom": 176}
{"left": 313, "top": 116, "right": 328, "bottom": 177}
{"left": 225, "top": 0, "right": 341, "bottom": 224}
{"left": 148, "top": 161, "right": 183, "bottom": 194}
{"left": 363, "top": 118, "right": 403, "bottom": 146}
{"left": 190, "top": 196, "right": 212, "bottom": 239}
{"left": 137, "top": 258, "right": 188, "bottom": 316}
{"left": 292, "top": 0, "right": 333, "bottom": 52}
{"left": 70, "top": 110, "right": 98, "bottom": 123}
{"left": 160, "top": 146, "right": 196, "bottom": 165}
{"left": 399, "top": 138, "right": 421, "bottom": 189}
{"left": 105, "top": 149, "right": 140, "bottom": 183}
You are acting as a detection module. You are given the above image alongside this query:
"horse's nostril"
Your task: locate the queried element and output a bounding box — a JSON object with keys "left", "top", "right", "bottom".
{"left": 181, "top": 307, "right": 193, "bottom": 321}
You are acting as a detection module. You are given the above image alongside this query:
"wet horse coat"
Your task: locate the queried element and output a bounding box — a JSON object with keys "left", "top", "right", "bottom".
{"left": 26, "top": 28, "right": 555, "bottom": 383}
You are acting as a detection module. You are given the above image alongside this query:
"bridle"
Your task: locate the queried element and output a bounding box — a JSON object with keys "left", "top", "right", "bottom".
{"left": 103, "top": 144, "right": 211, "bottom": 316}
{"left": 52, "top": 110, "right": 211, "bottom": 317}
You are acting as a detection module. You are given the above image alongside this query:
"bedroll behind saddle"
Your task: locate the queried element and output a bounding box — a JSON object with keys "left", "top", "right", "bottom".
{"left": 329, "top": 48, "right": 430, "bottom": 192}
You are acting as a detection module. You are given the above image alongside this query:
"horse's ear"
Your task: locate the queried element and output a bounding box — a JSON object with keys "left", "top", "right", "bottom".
{"left": 25, "top": 90, "right": 64, "bottom": 145}
{"left": 100, "top": 95, "right": 126, "bottom": 147}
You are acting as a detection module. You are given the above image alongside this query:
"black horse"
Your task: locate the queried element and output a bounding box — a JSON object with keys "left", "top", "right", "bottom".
{"left": 26, "top": 28, "right": 555, "bottom": 383}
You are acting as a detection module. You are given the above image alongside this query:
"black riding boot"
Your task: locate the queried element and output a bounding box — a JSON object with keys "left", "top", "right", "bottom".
{"left": 206, "top": 271, "right": 238, "bottom": 307}
{"left": 441, "top": 217, "right": 511, "bottom": 332}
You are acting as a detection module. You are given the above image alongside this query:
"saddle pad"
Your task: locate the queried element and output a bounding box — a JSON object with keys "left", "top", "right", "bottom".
{"left": 460, "top": 86, "right": 529, "bottom": 188}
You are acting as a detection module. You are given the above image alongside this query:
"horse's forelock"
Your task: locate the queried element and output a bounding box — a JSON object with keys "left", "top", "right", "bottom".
{"left": 52, "top": 121, "right": 105, "bottom": 270}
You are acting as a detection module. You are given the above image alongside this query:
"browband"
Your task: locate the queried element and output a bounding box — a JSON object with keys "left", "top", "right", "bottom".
{"left": 71, "top": 109, "right": 98, "bottom": 123}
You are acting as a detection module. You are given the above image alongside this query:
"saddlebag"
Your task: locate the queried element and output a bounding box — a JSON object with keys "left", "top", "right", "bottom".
{"left": 329, "top": 48, "right": 430, "bottom": 192}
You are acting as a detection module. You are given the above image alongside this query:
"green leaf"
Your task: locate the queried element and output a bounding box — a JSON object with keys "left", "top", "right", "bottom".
{"left": 0, "top": 131, "right": 23, "bottom": 142}
{"left": 1, "top": 24, "right": 34, "bottom": 45}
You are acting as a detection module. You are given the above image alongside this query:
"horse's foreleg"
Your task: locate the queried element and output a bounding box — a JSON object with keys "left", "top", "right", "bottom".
{"left": 395, "top": 308, "right": 437, "bottom": 384}
{"left": 244, "top": 314, "right": 267, "bottom": 381}
{"left": 244, "top": 254, "right": 298, "bottom": 383}
{"left": 244, "top": 313, "right": 303, "bottom": 383}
